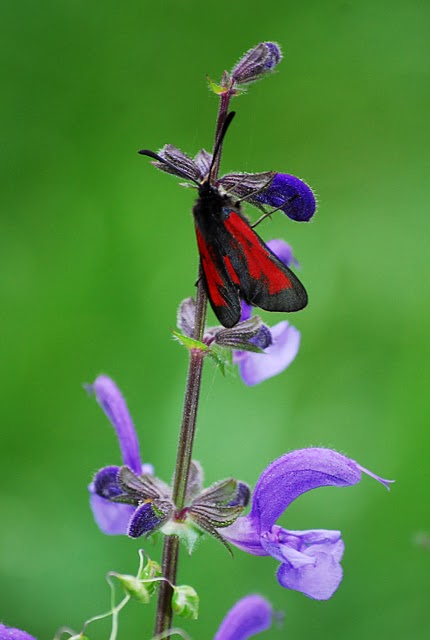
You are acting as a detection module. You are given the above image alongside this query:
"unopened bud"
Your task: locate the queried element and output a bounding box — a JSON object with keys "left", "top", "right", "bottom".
{"left": 231, "top": 42, "right": 282, "bottom": 85}
{"left": 116, "top": 573, "right": 151, "bottom": 604}
{"left": 172, "top": 584, "right": 199, "bottom": 620}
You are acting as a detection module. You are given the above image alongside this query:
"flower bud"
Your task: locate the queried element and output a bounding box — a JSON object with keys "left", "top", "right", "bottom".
{"left": 139, "top": 558, "right": 162, "bottom": 597}
{"left": 172, "top": 584, "right": 199, "bottom": 620}
{"left": 115, "top": 573, "right": 152, "bottom": 604}
{"left": 231, "top": 42, "right": 282, "bottom": 84}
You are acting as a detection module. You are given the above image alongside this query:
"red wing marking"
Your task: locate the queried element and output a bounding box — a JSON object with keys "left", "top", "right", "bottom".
{"left": 224, "top": 212, "right": 293, "bottom": 293}
{"left": 196, "top": 228, "right": 228, "bottom": 307}
{"left": 223, "top": 255, "right": 240, "bottom": 285}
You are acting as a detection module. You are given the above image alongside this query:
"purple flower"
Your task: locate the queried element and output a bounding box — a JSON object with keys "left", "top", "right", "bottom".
{"left": 232, "top": 240, "right": 301, "bottom": 386}
{"left": 0, "top": 626, "right": 36, "bottom": 640}
{"left": 254, "top": 173, "right": 316, "bottom": 222}
{"left": 214, "top": 595, "right": 273, "bottom": 640}
{"left": 223, "top": 448, "right": 393, "bottom": 600}
{"left": 87, "top": 375, "right": 154, "bottom": 535}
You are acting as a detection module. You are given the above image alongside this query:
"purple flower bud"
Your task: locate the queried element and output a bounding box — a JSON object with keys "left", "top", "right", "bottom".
{"left": 231, "top": 42, "right": 283, "bottom": 85}
{"left": 254, "top": 173, "right": 316, "bottom": 222}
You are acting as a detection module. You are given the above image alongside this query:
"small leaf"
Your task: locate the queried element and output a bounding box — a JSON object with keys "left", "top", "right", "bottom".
{"left": 206, "top": 75, "right": 227, "bottom": 95}
{"left": 172, "top": 584, "right": 199, "bottom": 620}
{"left": 172, "top": 330, "right": 209, "bottom": 352}
{"left": 208, "top": 346, "right": 233, "bottom": 376}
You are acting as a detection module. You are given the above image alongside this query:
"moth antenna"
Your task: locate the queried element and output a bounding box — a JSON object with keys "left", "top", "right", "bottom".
{"left": 138, "top": 149, "right": 200, "bottom": 186}
{"left": 208, "top": 111, "right": 236, "bottom": 184}
{"left": 234, "top": 175, "right": 275, "bottom": 202}
{"left": 251, "top": 194, "right": 299, "bottom": 228}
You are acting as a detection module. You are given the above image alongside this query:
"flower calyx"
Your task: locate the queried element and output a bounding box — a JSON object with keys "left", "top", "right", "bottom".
{"left": 94, "top": 465, "right": 174, "bottom": 538}
{"left": 183, "top": 475, "right": 251, "bottom": 555}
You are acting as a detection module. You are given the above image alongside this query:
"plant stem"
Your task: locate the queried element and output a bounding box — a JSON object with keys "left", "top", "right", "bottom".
{"left": 153, "top": 278, "right": 207, "bottom": 637}
{"left": 153, "top": 87, "right": 233, "bottom": 637}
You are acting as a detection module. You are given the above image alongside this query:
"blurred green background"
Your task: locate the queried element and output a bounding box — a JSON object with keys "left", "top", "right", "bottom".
{"left": 1, "top": 0, "right": 429, "bottom": 638}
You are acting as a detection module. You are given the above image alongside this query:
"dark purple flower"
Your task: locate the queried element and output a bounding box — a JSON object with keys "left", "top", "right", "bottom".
{"left": 253, "top": 173, "right": 316, "bottom": 222}
{"left": 214, "top": 595, "right": 273, "bottom": 640}
{"left": 223, "top": 448, "right": 393, "bottom": 600}
{"left": 232, "top": 240, "right": 301, "bottom": 386}
{"left": 87, "top": 375, "right": 154, "bottom": 535}
{"left": 0, "top": 626, "right": 36, "bottom": 640}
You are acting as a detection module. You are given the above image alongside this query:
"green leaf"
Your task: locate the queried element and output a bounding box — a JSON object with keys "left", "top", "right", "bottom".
{"left": 172, "top": 331, "right": 208, "bottom": 352}
{"left": 208, "top": 346, "right": 233, "bottom": 376}
{"left": 206, "top": 75, "right": 226, "bottom": 95}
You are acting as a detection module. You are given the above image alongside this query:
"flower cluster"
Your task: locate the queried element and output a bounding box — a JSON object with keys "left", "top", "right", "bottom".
{"left": 88, "top": 375, "right": 392, "bottom": 600}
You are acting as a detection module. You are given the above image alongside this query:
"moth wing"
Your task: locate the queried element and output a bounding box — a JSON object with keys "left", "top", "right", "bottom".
{"left": 222, "top": 211, "right": 308, "bottom": 312}
{"left": 195, "top": 227, "right": 242, "bottom": 328}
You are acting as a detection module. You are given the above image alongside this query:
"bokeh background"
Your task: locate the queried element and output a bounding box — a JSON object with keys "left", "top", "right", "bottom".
{"left": 1, "top": 0, "right": 429, "bottom": 638}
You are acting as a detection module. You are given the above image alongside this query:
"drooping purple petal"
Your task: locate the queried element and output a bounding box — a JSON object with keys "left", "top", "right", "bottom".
{"left": 88, "top": 375, "right": 143, "bottom": 475}
{"left": 266, "top": 239, "right": 299, "bottom": 268}
{"left": 89, "top": 493, "right": 134, "bottom": 535}
{"left": 0, "top": 626, "right": 36, "bottom": 640}
{"left": 214, "top": 595, "right": 273, "bottom": 640}
{"left": 254, "top": 173, "right": 316, "bottom": 222}
{"left": 276, "top": 548, "right": 343, "bottom": 600}
{"left": 250, "top": 448, "right": 390, "bottom": 531}
{"left": 233, "top": 321, "right": 300, "bottom": 386}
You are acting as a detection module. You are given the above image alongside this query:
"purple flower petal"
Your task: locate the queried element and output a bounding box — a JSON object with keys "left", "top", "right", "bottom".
{"left": 223, "top": 448, "right": 392, "bottom": 600}
{"left": 214, "top": 595, "right": 273, "bottom": 640}
{"left": 240, "top": 299, "right": 253, "bottom": 322}
{"left": 88, "top": 375, "right": 143, "bottom": 475}
{"left": 255, "top": 173, "right": 316, "bottom": 222}
{"left": 266, "top": 239, "right": 299, "bottom": 268}
{"left": 0, "top": 626, "right": 36, "bottom": 640}
{"left": 234, "top": 321, "right": 300, "bottom": 386}
{"left": 276, "top": 548, "right": 343, "bottom": 600}
{"left": 271, "top": 528, "right": 346, "bottom": 599}
{"left": 222, "top": 517, "right": 267, "bottom": 556}
{"left": 89, "top": 493, "right": 134, "bottom": 535}
{"left": 250, "top": 448, "right": 368, "bottom": 531}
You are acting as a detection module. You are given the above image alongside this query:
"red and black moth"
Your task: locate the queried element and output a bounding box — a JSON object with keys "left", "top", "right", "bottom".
{"left": 139, "top": 112, "right": 308, "bottom": 328}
